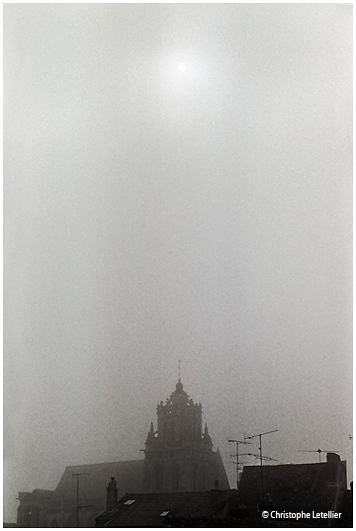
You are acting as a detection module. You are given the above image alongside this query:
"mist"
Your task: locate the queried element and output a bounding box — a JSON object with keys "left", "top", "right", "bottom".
{"left": 4, "top": 3, "right": 352, "bottom": 522}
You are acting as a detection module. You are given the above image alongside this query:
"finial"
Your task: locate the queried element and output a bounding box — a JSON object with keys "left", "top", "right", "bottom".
{"left": 178, "top": 359, "right": 181, "bottom": 381}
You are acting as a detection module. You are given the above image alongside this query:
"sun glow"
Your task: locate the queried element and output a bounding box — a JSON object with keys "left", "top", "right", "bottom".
{"left": 156, "top": 53, "right": 205, "bottom": 95}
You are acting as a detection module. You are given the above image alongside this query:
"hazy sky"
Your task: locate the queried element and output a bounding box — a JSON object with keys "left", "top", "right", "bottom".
{"left": 4, "top": 3, "right": 352, "bottom": 522}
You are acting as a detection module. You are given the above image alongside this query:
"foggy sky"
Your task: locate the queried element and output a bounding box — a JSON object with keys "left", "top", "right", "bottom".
{"left": 4, "top": 3, "right": 352, "bottom": 522}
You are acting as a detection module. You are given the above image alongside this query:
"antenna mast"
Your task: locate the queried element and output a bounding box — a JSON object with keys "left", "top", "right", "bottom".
{"left": 228, "top": 438, "right": 251, "bottom": 489}
{"left": 72, "top": 472, "right": 90, "bottom": 527}
{"left": 245, "top": 429, "right": 278, "bottom": 501}
{"left": 178, "top": 359, "right": 181, "bottom": 381}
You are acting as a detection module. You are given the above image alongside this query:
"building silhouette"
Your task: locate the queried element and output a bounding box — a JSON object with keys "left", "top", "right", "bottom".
{"left": 95, "top": 488, "right": 236, "bottom": 527}
{"left": 237, "top": 452, "right": 349, "bottom": 524}
{"left": 94, "top": 453, "right": 352, "bottom": 527}
{"left": 16, "top": 380, "right": 229, "bottom": 527}
{"left": 143, "top": 379, "right": 229, "bottom": 492}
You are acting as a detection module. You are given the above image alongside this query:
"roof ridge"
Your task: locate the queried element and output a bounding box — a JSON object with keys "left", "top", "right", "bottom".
{"left": 243, "top": 461, "right": 329, "bottom": 468}
{"left": 63, "top": 458, "right": 144, "bottom": 470}
{"left": 122, "top": 489, "right": 235, "bottom": 496}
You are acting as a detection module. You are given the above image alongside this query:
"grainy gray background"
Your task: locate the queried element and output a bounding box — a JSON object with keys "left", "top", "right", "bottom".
{"left": 4, "top": 3, "right": 352, "bottom": 523}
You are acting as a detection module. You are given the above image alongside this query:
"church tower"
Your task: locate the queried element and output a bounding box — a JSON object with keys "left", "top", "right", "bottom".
{"left": 143, "top": 380, "right": 229, "bottom": 493}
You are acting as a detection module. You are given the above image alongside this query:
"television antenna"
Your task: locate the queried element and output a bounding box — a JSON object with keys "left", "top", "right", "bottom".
{"left": 244, "top": 429, "right": 278, "bottom": 500}
{"left": 72, "top": 473, "right": 90, "bottom": 527}
{"left": 298, "top": 449, "right": 339, "bottom": 463}
{"left": 228, "top": 438, "right": 251, "bottom": 489}
{"left": 244, "top": 453, "right": 277, "bottom": 462}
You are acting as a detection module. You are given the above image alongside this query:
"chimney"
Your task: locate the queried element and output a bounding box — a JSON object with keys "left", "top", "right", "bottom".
{"left": 106, "top": 477, "right": 118, "bottom": 512}
{"left": 325, "top": 453, "right": 341, "bottom": 482}
{"left": 326, "top": 453, "right": 340, "bottom": 465}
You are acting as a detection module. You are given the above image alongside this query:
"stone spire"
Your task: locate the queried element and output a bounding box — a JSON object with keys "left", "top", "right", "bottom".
{"left": 203, "top": 422, "right": 213, "bottom": 446}
{"left": 145, "top": 421, "right": 156, "bottom": 445}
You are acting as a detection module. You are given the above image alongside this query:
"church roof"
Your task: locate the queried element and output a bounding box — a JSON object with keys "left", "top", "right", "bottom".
{"left": 55, "top": 459, "right": 144, "bottom": 504}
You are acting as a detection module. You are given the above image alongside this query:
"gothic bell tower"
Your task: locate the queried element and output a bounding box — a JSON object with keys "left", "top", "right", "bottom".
{"left": 143, "top": 380, "right": 229, "bottom": 493}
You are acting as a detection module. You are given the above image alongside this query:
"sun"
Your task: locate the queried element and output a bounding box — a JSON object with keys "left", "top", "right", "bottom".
{"left": 178, "top": 63, "right": 187, "bottom": 72}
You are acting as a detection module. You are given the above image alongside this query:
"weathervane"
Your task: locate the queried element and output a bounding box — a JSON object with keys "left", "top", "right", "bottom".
{"left": 178, "top": 359, "right": 181, "bottom": 381}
